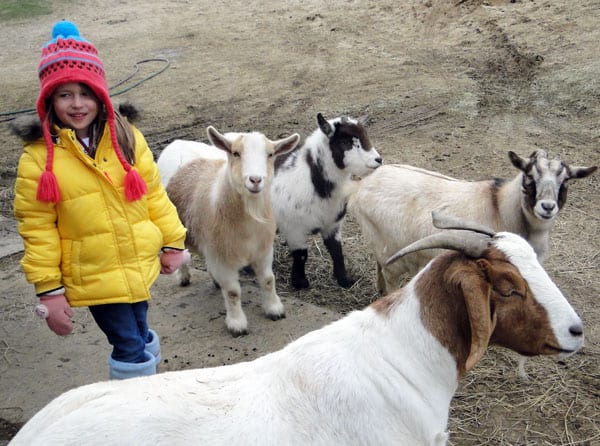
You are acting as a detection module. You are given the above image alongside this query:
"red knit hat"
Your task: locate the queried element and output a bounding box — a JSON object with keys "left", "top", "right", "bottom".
{"left": 36, "top": 20, "right": 147, "bottom": 203}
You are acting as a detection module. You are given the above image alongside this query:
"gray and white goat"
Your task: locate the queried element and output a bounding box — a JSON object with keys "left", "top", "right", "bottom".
{"left": 9, "top": 214, "right": 584, "bottom": 446}
{"left": 350, "top": 150, "right": 597, "bottom": 295}
{"left": 271, "top": 113, "right": 382, "bottom": 289}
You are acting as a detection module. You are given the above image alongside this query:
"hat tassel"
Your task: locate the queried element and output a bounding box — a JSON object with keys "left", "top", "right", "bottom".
{"left": 124, "top": 168, "right": 147, "bottom": 202}
{"left": 37, "top": 170, "right": 61, "bottom": 203}
{"left": 37, "top": 121, "right": 61, "bottom": 203}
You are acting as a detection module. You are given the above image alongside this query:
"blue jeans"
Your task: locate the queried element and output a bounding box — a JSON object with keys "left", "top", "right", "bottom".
{"left": 89, "top": 301, "right": 151, "bottom": 363}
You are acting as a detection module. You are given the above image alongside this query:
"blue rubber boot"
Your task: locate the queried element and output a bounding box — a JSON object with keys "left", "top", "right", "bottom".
{"left": 109, "top": 350, "right": 156, "bottom": 380}
{"left": 145, "top": 328, "right": 161, "bottom": 366}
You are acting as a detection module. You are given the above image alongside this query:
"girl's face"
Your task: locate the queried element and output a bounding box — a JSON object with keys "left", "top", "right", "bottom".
{"left": 51, "top": 82, "right": 100, "bottom": 139}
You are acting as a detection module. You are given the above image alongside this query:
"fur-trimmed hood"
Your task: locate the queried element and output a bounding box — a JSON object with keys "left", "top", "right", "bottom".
{"left": 9, "top": 114, "right": 43, "bottom": 143}
{"left": 9, "top": 101, "right": 141, "bottom": 142}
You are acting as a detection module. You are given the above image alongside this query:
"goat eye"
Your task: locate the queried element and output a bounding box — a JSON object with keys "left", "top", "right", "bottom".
{"left": 506, "top": 290, "right": 525, "bottom": 299}
{"left": 496, "top": 283, "right": 525, "bottom": 299}
{"left": 232, "top": 152, "right": 241, "bottom": 158}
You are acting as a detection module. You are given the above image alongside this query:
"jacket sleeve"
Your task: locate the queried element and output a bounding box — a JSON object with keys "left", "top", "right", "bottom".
{"left": 133, "top": 128, "right": 187, "bottom": 249}
{"left": 13, "top": 147, "right": 63, "bottom": 295}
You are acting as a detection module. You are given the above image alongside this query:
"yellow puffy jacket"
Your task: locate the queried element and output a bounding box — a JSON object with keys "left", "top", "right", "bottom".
{"left": 14, "top": 124, "right": 186, "bottom": 307}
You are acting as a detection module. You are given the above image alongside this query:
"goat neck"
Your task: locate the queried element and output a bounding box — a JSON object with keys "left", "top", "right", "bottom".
{"left": 373, "top": 257, "right": 475, "bottom": 379}
{"left": 216, "top": 162, "right": 272, "bottom": 225}
{"left": 496, "top": 174, "right": 552, "bottom": 261}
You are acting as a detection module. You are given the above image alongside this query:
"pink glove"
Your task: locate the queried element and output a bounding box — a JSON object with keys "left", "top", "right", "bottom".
{"left": 36, "top": 294, "right": 74, "bottom": 336}
{"left": 160, "top": 249, "right": 191, "bottom": 274}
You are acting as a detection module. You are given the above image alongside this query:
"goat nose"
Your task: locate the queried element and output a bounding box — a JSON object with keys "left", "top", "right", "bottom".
{"left": 569, "top": 323, "right": 583, "bottom": 337}
{"left": 249, "top": 176, "right": 262, "bottom": 186}
{"left": 541, "top": 201, "right": 556, "bottom": 212}
{"left": 375, "top": 157, "right": 383, "bottom": 165}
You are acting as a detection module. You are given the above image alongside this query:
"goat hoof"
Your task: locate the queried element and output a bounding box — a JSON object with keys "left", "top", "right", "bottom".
{"left": 337, "top": 276, "right": 357, "bottom": 289}
{"left": 267, "top": 313, "right": 286, "bottom": 321}
{"left": 291, "top": 277, "right": 310, "bottom": 290}
{"left": 179, "top": 278, "right": 190, "bottom": 287}
{"left": 229, "top": 328, "right": 249, "bottom": 338}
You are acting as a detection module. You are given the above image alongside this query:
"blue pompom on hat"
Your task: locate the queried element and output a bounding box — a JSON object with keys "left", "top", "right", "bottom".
{"left": 47, "top": 20, "right": 89, "bottom": 43}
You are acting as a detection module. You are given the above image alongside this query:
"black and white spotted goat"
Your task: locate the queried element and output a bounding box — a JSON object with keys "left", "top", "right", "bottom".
{"left": 271, "top": 113, "right": 382, "bottom": 289}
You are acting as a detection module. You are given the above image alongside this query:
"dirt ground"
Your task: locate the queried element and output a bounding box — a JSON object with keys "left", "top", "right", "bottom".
{"left": 0, "top": 0, "right": 598, "bottom": 444}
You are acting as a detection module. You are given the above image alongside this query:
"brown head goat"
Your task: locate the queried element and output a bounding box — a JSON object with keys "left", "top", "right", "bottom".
{"left": 9, "top": 213, "right": 584, "bottom": 446}
{"left": 383, "top": 212, "right": 584, "bottom": 377}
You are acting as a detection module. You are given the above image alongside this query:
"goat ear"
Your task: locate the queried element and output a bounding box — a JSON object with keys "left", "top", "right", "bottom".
{"left": 508, "top": 150, "right": 528, "bottom": 172}
{"left": 569, "top": 164, "right": 597, "bottom": 179}
{"left": 357, "top": 114, "right": 369, "bottom": 126}
{"left": 317, "top": 113, "right": 334, "bottom": 138}
{"left": 461, "top": 260, "right": 497, "bottom": 372}
{"left": 207, "top": 126, "right": 232, "bottom": 154}
{"left": 273, "top": 133, "right": 300, "bottom": 156}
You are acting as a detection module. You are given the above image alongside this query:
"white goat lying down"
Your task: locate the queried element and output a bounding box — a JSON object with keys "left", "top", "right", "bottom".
{"left": 160, "top": 127, "right": 300, "bottom": 336}
{"left": 271, "top": 113, "right": 382, "bottom": 289}
{"left": 10, "top": 214, "right": 584, "bottom": 446}
{"left": 350, "top": 149, "right": 597, "bottom": 295}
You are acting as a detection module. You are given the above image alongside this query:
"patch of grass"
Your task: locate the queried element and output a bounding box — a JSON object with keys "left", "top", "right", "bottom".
{"left": 0, "top": 0, "right": 52, "bottom": 21}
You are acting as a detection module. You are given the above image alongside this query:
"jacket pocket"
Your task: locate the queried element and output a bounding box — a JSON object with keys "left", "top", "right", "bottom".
{"left": 134, "top": 221, "right": 163, "bottom": 261}
{"left": 60, "top": 239, "right": 73, "bottom": 279}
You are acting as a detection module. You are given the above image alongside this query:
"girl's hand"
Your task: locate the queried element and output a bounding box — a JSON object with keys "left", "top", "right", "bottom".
{"left": 160, "top": 249, "right": 191, "bottom": 274}
{"left": 37, "top": 294, "right": 74, "bottom": 336}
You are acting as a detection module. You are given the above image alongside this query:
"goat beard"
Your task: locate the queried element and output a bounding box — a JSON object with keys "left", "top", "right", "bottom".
{"left": 244, "top": 193, "right": 272, "bottom": 224}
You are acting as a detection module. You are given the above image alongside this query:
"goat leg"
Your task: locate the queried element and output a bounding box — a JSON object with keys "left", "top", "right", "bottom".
{"left": 323, "top": 234, "right": 356, "bottom": 288}
{"left": 290, "top": 249, "right": 310, "bottom": 289}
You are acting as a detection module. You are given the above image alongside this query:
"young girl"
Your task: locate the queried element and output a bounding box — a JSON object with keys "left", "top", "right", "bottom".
{"left": 13, "top": 20, "right": 190, "bottom": 379}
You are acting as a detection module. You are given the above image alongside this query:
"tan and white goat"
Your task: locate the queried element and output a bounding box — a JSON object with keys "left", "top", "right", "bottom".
{"left": 9, "top": 215, "right": 584, "bottom": 446}
{"left": 162, "top": 127, "right": 300, "bottom": 336}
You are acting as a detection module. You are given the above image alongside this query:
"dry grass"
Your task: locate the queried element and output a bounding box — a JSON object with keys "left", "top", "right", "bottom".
{"left": 449, "top": 349, "right": 600, "bottom": 445}
{"left": 272, "top": 215, "right": 383, "bottom": 314}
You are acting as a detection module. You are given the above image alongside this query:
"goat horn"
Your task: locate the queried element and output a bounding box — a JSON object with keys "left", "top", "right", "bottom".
{"left": 385, "top": 231, "right": 491, "bottom": 266}
{"left": 431, "top": 211, "right": 496, "bottom": 237}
